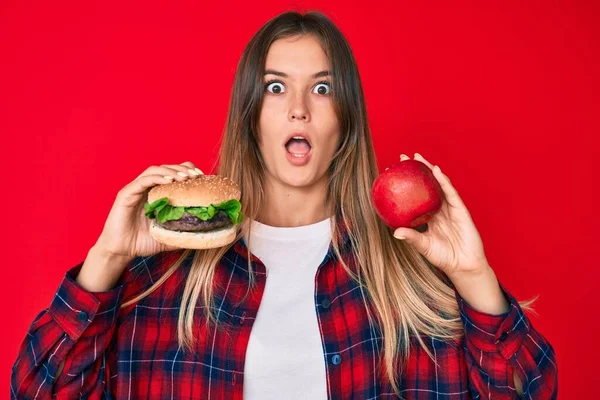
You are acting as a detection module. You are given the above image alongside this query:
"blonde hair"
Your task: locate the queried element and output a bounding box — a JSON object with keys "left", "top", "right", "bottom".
{"left": 122, "top": 11, "right": 536, "bottom": 396}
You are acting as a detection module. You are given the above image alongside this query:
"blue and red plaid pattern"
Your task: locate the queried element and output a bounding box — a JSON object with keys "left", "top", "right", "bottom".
{"left": 11, "top": 220, "right": 557, "bottom": 399}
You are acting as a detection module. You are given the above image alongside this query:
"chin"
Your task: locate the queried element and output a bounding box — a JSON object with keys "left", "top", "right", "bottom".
{"left": 282, "top": 173, "right": 313, "bottom": 187}
{"left": 281, "top": 167, "right": 326, "bottom": 188}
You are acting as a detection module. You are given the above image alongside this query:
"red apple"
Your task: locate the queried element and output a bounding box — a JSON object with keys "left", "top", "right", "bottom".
{"left": 371, "top": 159, "right": 444, "bottom": 229}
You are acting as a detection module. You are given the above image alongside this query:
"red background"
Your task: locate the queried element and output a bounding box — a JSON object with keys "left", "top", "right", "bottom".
{"left": 2, "top": 1, "right": 597, "bottom": 397}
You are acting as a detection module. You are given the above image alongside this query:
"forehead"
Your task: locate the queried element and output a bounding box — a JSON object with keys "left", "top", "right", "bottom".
{"left": 265, "top": 35, "right": 330, "bottom": 76}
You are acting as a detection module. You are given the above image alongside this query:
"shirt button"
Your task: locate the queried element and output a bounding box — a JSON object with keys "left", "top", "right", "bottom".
{"left": 331, "top": 354, "right": 342, "bottom": 365}
{"left": 77, "top": 311, "right": 88, "bottom": 322}
{"left": 499, "top": 331, "right": 509, "bottom": 342}
{"left": 321, "top": 298, "right": 331, "bottom": 309}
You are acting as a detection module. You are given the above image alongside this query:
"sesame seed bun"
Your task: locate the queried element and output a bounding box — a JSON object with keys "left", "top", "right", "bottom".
{"left": 149, "top": 221, "right": 237, "bottom": 250}
{"left": 148, "top": 174, "right": 241, "bottom": 207}
{"left": 147, "top": 174, "right": 241, "bottom": 249}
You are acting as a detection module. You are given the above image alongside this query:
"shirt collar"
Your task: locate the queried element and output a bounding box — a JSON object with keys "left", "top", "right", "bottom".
{"left": 229, "top": 216, "right": 354, "bottom": 275}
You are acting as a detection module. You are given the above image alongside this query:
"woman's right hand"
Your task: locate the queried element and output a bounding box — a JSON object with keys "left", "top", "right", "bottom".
{"left": 94, "top": 161, "right": 204, "bottom": 261}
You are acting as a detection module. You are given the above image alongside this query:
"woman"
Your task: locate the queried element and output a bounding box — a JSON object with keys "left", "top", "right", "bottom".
{"left": 11, "top": 11, "right": 557, "bottom": 399}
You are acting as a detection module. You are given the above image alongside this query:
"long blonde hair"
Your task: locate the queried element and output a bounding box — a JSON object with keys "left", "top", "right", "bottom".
{"left": 122, "top": 11, "right": 536, "bottom": 396}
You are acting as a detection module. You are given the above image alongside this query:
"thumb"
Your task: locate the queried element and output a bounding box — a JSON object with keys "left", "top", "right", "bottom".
{"left": 393, "top": 227, "right": 428, "bottom": 250}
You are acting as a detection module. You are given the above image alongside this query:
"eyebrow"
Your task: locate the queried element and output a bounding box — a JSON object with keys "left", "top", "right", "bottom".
{"left": 264, "top": 69, "right": 331, "bottom": 79}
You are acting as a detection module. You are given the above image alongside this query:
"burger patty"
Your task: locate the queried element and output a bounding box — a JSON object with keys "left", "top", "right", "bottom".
{"left": 157, "top": 210, "right": 232, "bottom": 232}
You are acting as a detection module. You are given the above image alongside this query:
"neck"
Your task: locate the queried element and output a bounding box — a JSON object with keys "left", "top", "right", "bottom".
{"left": 256, "top": 175, "right": 331, "bottom": 227}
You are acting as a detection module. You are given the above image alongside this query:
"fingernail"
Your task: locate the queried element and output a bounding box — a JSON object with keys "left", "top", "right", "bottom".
{"left": 400, "top": 154, "right": 410, "bottom": 160}
{"left": 188, "top": 169, "right": 200, "bottom": 176}
{"left": 164, "top": 175, "right": 174, "bottom": 180}
{"left": 194, "top": 168, "right": 204, "bottom": 174}
{"left": 395, "top": 235, "right": 406, "bottom": 240}
{"left": 414, "top": 152, "right": 422, "bottom": 158}
{"left": 177, "top": 172, "right": 188, "bottom": 177}
{"left": 435, "top": 165, "right": 441, "bottom": 173}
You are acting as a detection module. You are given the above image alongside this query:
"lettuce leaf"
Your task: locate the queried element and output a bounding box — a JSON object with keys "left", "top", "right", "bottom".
{"left": 144, "top": 197, "right": 244, "bottom": 225}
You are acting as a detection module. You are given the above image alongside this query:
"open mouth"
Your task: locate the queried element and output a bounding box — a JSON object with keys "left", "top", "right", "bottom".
{"left": 285, "top": 137, "right": 312, "bottom": 157}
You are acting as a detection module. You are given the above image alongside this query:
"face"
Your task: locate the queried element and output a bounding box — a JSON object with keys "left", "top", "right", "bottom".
{"left": 258, "top": 34, "right": 341, "bottom": 188}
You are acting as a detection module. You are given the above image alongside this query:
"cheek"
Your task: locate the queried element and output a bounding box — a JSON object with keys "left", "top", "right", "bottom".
{"left": 326, "top": 133, "right": 341, "bottom": 155}
{"left": 260, "top": 97, "right": 282, "bottom": 118}
{"left": 322, "top": 116, "right": 342, "bottom": 150}
{"left": 258, "top": 102, "right": 279, "bottom": 143}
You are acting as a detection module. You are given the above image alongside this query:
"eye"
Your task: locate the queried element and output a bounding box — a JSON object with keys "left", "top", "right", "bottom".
{"left": 265, "top": 80, "right": 285, "bottom": 94}
{"left": 313, "top": 81, "right": 331, "bottom": 95}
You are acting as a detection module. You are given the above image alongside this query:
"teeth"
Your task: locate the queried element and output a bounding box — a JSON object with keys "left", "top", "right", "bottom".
{"left": 291, "top": 153, "right": 306, "bottom": 157}
{"left": 293, "top": 136, "right": 304, "bottom": 139}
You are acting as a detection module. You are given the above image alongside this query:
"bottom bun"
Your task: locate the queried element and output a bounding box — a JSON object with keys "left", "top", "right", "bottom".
{"left": 149, "top": 221, "right": 237, "bottom": 250}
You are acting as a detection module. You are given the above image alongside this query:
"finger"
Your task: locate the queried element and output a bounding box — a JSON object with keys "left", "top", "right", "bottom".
{"left": 400, "top": 154, "right": 411, "bottom": 161}
{"left": 393, "top": 226, "right": 430, "bottom": 253}
{"left": 414, "top": 153, "right": 434, "bottom": 170}
{"left": 179, "top": 161, "right": 204, "bottom": 175}
{"left": 414, "top": 154, "right": 466, "bottom": 209}
{"left": 137, "top": 166, "right": 191, "bottom": 182}
{"left": 120, "top": 174, "right": 178, "bottom": 199}
{"left": 413, "top": 153, "right": 451, "bottom": 186}
{"left": 431, "top": 165, "right": 466, "bottom": 209}
{"left": 162, "top": 164, "right": 202, "bottom": 178}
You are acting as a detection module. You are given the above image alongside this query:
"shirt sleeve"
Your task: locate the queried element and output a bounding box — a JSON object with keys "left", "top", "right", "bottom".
{"left": 11, "top": 260, "right": 128, "bottom": 399}
{"left": 457, "top": 283, "right": 558, "bottom": 399}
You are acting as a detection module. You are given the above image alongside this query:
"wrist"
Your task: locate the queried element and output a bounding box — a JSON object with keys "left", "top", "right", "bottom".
{"left": 76, "top": 246, "right": 132, "bottom": 293}
{"left": 90, "top": 244, "right": 134, "bottom": 267}
{"left": 449, "top": 266, "right": 510, "bottom": 315}
{"left": 446, "top": 262, "right": 493, "bottom": 290}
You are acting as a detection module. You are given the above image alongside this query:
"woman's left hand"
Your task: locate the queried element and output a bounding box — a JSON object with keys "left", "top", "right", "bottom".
{"left": 392, "top": 153, "right": 490, "bottom": 278}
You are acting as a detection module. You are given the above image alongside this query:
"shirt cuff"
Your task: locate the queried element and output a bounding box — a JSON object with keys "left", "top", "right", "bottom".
{"left": 48, "top": 261, "right": 126, "bottom": 341}
{"left": 456, "top": 282, "right": 530, "bottom": 360}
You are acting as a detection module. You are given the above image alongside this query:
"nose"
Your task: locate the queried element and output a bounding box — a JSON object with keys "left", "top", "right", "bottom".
{"left": 288, "top": 94, "right": 310, "bottom": 122}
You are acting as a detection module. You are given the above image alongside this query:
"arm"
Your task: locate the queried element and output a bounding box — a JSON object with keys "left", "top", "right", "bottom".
{"left": 452, "top": 268, "right": 558, "bottom": 399}
{"left": 10, "top": 248, "right": 135, "bottom": 399}
{"left": 390, "top": 154, "right": 558, "bottom": 398}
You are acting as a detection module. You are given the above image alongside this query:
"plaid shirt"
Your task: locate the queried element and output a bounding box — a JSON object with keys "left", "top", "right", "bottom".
{"left": 12, "top": 220, "right": 557, "bottom": 399}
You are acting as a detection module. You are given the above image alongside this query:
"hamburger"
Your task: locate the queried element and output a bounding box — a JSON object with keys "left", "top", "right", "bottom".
{"left": 144, "top": 174, "right": 244, "bottom": 249}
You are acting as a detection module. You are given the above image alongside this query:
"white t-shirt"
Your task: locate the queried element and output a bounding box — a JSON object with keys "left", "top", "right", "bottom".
{"left": 242, "top": 217, "right": 332, "bottom": 400}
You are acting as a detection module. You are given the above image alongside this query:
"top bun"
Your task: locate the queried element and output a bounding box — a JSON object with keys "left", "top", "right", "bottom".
{"left": 147, "top": 174, "right": 241, "bottom": 207}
